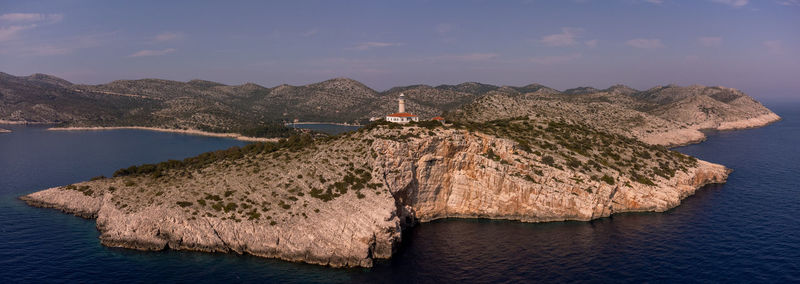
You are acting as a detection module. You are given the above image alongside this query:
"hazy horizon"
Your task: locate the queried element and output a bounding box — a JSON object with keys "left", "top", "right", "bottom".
{"left": 1, "top": 0, "right": 797, "bottom": 100}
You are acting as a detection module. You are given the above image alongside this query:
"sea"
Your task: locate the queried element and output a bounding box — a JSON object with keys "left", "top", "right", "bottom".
{"left": 1, "top": 108, "right": 798, "bottom": 283}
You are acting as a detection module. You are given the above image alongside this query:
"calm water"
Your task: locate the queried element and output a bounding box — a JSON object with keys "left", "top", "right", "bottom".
{"left": 1, "top": 104, "right": 798, "bottom": 283}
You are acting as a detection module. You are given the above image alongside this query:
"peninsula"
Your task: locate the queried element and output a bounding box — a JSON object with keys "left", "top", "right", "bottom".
{"left": 19, "top": 80, "right": 779, "bottom": 267}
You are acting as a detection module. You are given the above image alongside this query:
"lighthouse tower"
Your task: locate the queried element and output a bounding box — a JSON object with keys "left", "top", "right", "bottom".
{"left": 385, "top": 93, "right": 419, "bottom": 123}
{"left": 398, "top": 93, "right": 406, "bottom": 113}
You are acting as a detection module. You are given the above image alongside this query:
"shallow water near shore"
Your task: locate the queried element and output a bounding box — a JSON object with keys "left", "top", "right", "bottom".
{"left": 1, "top": 103, "right": 799, "bottom": 283}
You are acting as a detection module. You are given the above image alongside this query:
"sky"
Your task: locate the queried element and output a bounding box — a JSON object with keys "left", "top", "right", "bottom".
{"left": 1, "top": 0, "right": 798, "bottom": 100}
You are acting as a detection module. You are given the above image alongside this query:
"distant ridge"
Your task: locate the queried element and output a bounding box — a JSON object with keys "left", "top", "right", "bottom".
{"left": 0, "top": 72, "right": 779, "bottom": 143}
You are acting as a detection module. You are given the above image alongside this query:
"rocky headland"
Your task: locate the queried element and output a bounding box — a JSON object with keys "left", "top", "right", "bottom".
{"left": 23, "top": 117, "right": 733, "bottom": 267}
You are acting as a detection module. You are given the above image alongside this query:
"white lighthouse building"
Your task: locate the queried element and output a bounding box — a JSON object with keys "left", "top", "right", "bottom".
{"left": 385, "top": 93, "right": 419, "bottom": 123}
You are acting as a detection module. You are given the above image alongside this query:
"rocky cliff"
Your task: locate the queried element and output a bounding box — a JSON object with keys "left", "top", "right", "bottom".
{"left": 22, "top": 118, "right": 731, "bottom": 267}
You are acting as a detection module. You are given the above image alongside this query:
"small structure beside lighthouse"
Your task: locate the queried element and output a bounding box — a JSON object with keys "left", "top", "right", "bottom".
{"left": 385, "top": 93, "right": 419, "bottom": 123}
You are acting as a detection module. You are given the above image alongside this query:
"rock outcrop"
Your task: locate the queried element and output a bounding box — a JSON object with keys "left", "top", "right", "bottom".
{"left": 449, "top": 85, "right": 780, "bottom": 147}
{"left": 375, "top": 130, "right": 729, "bottom": 223}
{"left": 22, "top": 119, "right": 731, "bottom": 267}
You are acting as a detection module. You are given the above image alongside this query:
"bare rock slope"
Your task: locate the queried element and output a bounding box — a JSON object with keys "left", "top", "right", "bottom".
{"left": 23, "top": 117, "right": 730, "bottom": 267}
{"left": 449, "top": 85, "right": 779, "bottom": 146}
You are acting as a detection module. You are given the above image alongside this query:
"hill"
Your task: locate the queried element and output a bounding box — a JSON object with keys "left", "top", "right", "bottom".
{"left": 448, "top": 85, "right": 779, "bottom": 146}
{"left": 0, "top": 72, "right": 779, "bottom": 143}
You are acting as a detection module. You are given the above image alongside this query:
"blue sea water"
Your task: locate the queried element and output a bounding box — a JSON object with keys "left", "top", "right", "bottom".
{"left": 1, "top": 104, "right": 798, "bottom": 283}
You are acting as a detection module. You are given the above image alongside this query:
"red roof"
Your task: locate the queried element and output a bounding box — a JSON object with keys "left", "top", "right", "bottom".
{"left": 387, "top": 112, "right": 418, "bottom": 117}
{"left": 431, "top": 116, "right": 445, "bottom": 121}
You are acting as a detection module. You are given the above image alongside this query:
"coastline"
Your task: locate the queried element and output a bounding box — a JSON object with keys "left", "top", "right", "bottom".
{"left": 645, "top": 112, "right": 782, "bottom": 148}
{"left": 47, "top": 126, "right": 280, "bottom": 142}
{"left": 287, "top": 121, "right": 361, "bottom": 126}
{"left": 0, "top": 119, "right": 48, "bottom": 125}
{"left": 717, "top": 112, "right": 782, "bottom": 131}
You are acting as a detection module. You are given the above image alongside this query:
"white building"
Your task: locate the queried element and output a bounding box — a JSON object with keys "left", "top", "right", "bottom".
{"left": 385, "top": 93, "right": 419, "bottom": 123}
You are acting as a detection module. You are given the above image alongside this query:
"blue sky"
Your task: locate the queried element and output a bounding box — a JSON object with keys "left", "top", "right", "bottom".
{"left": 1, "top": 0, "right": 797, "bottom": 99}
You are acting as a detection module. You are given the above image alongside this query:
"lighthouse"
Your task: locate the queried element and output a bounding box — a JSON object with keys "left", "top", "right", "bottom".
{"left": 385, "top": 93, "right": 419, "bottom": 123}
{"left": 398, "top": 93, "right": 406, "bottom": 113}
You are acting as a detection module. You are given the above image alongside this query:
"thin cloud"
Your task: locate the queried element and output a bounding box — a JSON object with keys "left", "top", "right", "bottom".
{"left": 433, "top": 53, "right": 499, "bottom": 62}
{"left": 301, "top": 28, "right": 318, "bottom": 37}
{"left": 349, "top": 42, "right": 403, "bottom": 51}
{"left": 154, "top": 32, "right": 183, "bottom": 42}
{"left": 26, "top": 45, "right": 71, "bottom": 56}
{"left": 710, "top": 0, "right": 749, "bottom": 7}
{"left": 764, "top": 40, "right": 784, "bottom": 54}
{"left": 626, "top": 38, "right": 664, "bottom": 48}
{"left": 530, "top": 53, "right": 582, "bottom": 64}
{"left": 540, "top": 27, "right": 583, "bottom": 46}
{"left": 584, "top": 39, "right": 598, "bottom": 48}
{"left": 0, "top": 13, "right": 64, "bottom": 42}
{"left": 128, "top": 48, "right": 176, "bottom": 57}
{"left": 436, "top": 23, "right": 453, "bottom": 34}
{"left": 777, "top": 0, "right": 800, "bottom": 6}
{"left": 1, "top": 30, "right": 118, "bottom": 56}
{"left": 0, "top": 13, "right": 63, "bottom": 23}
{"left": 698, "top": 36, "right": 723, "bottom": 47}
{"left": 0, "top": 25, "right": 32, "bottom": 42}
{"left": 643, "top": 0, "right": 664, "bottom": 4}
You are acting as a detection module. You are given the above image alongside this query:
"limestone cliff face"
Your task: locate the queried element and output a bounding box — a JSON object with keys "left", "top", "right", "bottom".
{"left": 373, "top": 130, "right": 730, "bottom": 224}
{"left": 22, "top": 125, "right": 730, "bottom": 268}
{"left": 22, "top": 186, "right": 400, "bottom": 268}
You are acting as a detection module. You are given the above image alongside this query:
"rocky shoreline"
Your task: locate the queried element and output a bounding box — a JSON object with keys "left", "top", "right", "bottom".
{"left": 48, "top": 126, "right": 281, "bottom": 142}
{"left": 716, "top": 112, "right": 782, "bottom": 131}
{"left": 640, "top": 112, "right": 781, "bottom": 147}
{"left": 0, "top": 128, "right": 10, "bottom": 133}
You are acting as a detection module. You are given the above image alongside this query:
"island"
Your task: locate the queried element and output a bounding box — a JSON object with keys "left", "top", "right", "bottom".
{"left": 12, "top": 72, "right": 780, "bottom": 267}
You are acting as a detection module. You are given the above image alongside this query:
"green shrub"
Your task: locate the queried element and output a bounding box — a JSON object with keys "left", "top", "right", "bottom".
{"left": 205, "top": 194, "right": 222, "bottom": 201}
{"left": 246, "top": 210, "right": 261, "bottom": 220}
{"left": 600, "top": 174, "right": 615, "bottom": 185}
{"left": 223, "top": 202, "right": 238, "bottom": 212}
{"left": 632, "top": 173, "right": 656, "bottom": 186}
{"left": 176, "top": 201, "right": 193, "bottom": 208}
{"left": 541, "top": 156, "right": 556, "bottom": 167}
